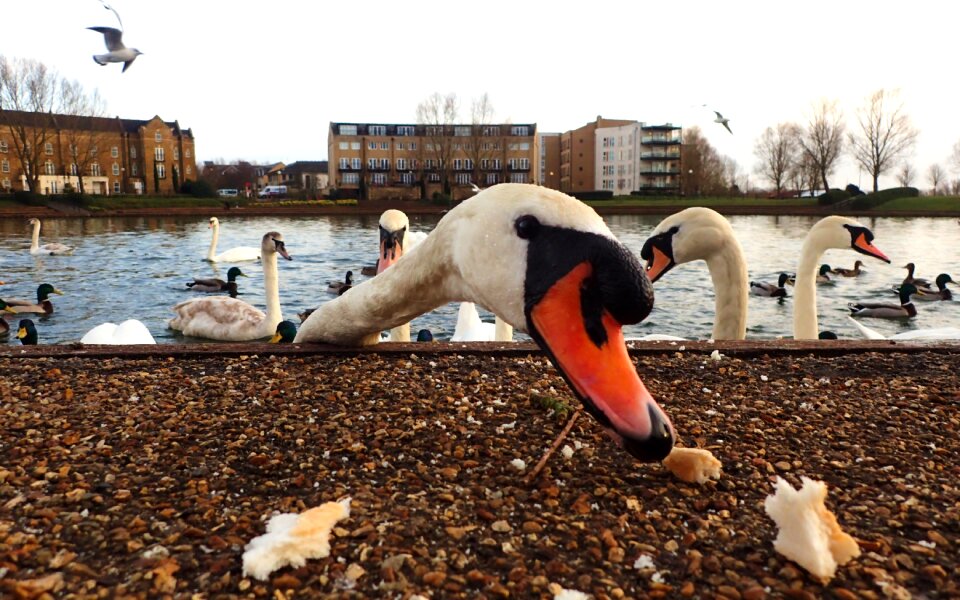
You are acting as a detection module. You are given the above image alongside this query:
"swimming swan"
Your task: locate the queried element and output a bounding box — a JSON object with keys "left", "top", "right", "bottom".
{"left": 296, "top": 183, "right": 674, "bottom": 462}
{"left": 28, "top": 218, "right": 73, "bottom": 255}
{"left": 206, "top": 217, "right": 261, "bottom": 263}
{"left": 171, "top": 232, "right": 292, "bottom": 341}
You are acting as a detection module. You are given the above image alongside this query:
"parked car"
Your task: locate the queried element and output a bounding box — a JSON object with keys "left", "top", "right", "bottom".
{"left": 258, "top": 185, "right": 288, "bottom": 198}
{"left": 217, "top": 188, "right": 239, "bottom": 197}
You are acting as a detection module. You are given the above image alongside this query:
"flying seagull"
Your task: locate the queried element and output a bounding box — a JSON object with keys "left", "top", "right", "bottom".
{"left": 470, "top": 183, "right": 481, "bottom": 193}
{"left": 89, "top": 2, "right": 141, "bottom": 73}
{"left": 713, "top": 110, "right": 733, "bottom": 134}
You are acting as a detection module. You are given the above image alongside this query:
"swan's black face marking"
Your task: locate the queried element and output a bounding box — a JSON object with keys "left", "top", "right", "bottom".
{"left": 272, "top": 238, "right": 292, "bottom": 260}
{"left": 639, "top": 226, "right": 679, "bottom": 283}
{"left": 379, "top": 225, "right": 407, "bottom": 261}
{"left": 843, "top": 224, "right": 889, "bottom": 263}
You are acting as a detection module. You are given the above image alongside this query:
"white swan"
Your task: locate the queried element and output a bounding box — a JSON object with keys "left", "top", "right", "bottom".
{"left": 639, "top": 209, "right": 890, "bottom": 340}
{"left": 451, "top": 302, "right": 497, "bottom": 341}
{"left": 28, "top": 218, "right": 73, "bottom": 255}
{"left": 81, "top": 319, "right": 156, "bottom": 344}
{"left": 296, "top": 183, "right": 674, "bottom": 462}
{"left": 171, "top": 232, "right": 292, "bottom": 341}
{"left": 846, "top": 316, "right": 960, "bottom": 340}
{"left": 206, "top": 217, "right": 261, "bottom": 263}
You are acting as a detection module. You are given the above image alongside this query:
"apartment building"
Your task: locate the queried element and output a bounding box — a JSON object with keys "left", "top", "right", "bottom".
{"left": 0, "top": 110, "right": 196, "bottom": 195}
{"left": 539, "top": 132, "right": 561, "bottom": 190}
{"left": 327, "top": 122, "right": 539, "bottom": 201}
{"left": 557, "top": 116, "right": 681, "bottom": 195}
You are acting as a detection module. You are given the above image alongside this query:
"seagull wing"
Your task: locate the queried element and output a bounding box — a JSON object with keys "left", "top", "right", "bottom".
{"left": 714, "top": 111, "right": 724, "bottom": 119}
{"left": 89, "top": 26, "right": 125, "bottom": 51}
{"left": 122, "top": 58, "right": 136, "bottom": 73}
{"left": 722, "top": 121, "right": 733, "bottom": 134}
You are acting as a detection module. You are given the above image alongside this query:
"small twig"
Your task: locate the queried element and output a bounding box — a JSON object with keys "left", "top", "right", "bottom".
{"left": 525, "top": 409, "right": 580, "bottom": 485}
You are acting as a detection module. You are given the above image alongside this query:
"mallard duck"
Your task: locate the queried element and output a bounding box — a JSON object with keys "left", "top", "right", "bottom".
{"left": 0, "top": 300, "right": 17, "bottom": 334}
{"left": 416, "top": 329, "right": 434, "bottom": 342}
{"left": 816, "top": 264, "right": 832, "bottom": 283}
{"left": 28, "top": 218, "right": 73, "bottom": 255}
{"left": 328, "top": 271, "right": 353, "bottom": 294}
{"left": 830, "top": 260, "right": 864, "bottom": 277}
{"left": 206, "top": 217, "right": 261, "bottom": 263}
{"left": 848, "top": 284, "right": 918, "bottom": 319}
{"left": 750, "top": 272, "right": 792, "bottom": 297}
{"left": 16, "top": 319, "right": 38, "bottom": 345}
{"left": 186, "top": 266, "right": 248, "bottom": 292}
{"left": 914, "top": 273, "right": 954, "bottom": 301}
{"left": 6, "top": 284, "right": 63, "bottom": 314}
{"left": 901, "top": 262, "right": 932, "bottom": 290}
{"left": 269, "top": 320, "right": 297, "bottom": 343}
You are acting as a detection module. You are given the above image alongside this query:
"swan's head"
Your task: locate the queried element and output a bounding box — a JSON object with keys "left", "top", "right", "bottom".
{"left": 262, "top": 231, "right": 292, "bottom": 261}
{"left": 377, "top": 209, "right": 409, "bottom": 274}
{"left": 37, "top": 283, "right": 63, "bottom": 302}
{"left": 444, "top": 184, "right": 672, "bottom": 461}
{"left": 807, "top": 216, "right": 890, "bottom": 263}
{"left": 28, "top": 218, "right": 40, "bottom": 227}
{"left": 270, "top": 320, "right": 297, "bottom": 343}
{"left": 640, "top": 207, "right": 735, "bottom": 282}
{"left": 208, "top": 217, "right": 219, "bottom": 229}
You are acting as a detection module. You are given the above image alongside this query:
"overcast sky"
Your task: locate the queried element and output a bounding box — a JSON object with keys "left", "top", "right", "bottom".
{"left": 5, "top": 0, "right": 958, "bottom": 190}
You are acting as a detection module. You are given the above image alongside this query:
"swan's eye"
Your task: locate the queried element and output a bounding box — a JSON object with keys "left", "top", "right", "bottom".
{"left": 515, "top": 215, "right": 541, "bottom": 239}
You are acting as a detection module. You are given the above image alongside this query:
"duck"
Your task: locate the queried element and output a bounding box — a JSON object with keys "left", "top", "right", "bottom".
{"left": 901, "top": 262, "right": 932, "bottom": 290}
{"left": 913, "top": 273, "right": 953, "bottom": 301}
{"left": 750, "top": 273, "right": 793, "bottom": 298}
{"left": 80, "top": 319, "right": 156, "bottom": 344}
{"left": 846, "top": 316, "right": 960, "bottom": 340}
{"left": 295, "top": 183, "right": 674, "bottom": 463}
{"left": 170, "top": 232, "right": 292, "bottom": 341}
{"left": 416, "top": 329, "right": 434, "bottom": 342}
{"left": 6, "top": 284, "right": 64, "bottom": 314}
{"left": 830, "top": 260, "right": 864, "bottom": 277}
{"left": 451, "top": 302, "right": 497, "bottom": 341}
{"left": 269, "top": 320, "right": 298, "bottom": 343}
{"left": 28, "top": 218, "right": 73, "bottom": 255}
{"left": 848, "top": 284, "right": 918, "bottom": 319}
{"left": 186, "top": 266, "right": 248, "bottom": 293}
{"left": 328, "top": 271, "right": 354, "bottom": 294}
{"left": 640, "top": 209, "right": 891, "bottom": 340}
{"left": 16, "top": 319, "right": 38, "bottom": 345}
{"left": 816, "top": 264, "right": 832, "bottom": 283}
{"left": 0, "top": 300, "right": 17, "bottom": 334}
{"left": 206, "top": 217, "right": 261, "bottom": 263}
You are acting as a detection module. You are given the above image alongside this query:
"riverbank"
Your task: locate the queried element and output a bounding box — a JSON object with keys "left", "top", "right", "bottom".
{"left": 0, "top": 340, "right": 957, "bottom": 598}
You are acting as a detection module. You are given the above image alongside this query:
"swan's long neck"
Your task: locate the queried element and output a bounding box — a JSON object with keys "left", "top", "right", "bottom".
{"left": 793, "top": 236, "right": 825, "bottom": 340}
{"left": 262, "top": 251, "right": 283, "bottom": 331}
{"left": 703, "top": 239, "right": 748, "bottom": 340}
{"left": 207, "top": 223, "right": 219, "bottom": 261}
{"left": 297, "top": 230, "right": 456, "bottom": 345}
{"left": 494, "top": 316, "right": 513, "bottom": 342}
{"left": 30, "top": 221, "right": 40, "bottom": 251}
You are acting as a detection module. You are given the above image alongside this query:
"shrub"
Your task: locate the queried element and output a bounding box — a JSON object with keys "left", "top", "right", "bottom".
{"left": 573, "top": 190, "right": 615, "bottom": 201}
{"left": 14, "top": 190, "right": 44, "bottom": 206}
{"left": 817, "top": 188, "right": 851, "bottom": 206}
{"left": 845, "top": 184, "right": 865, "bottom": 196}
{"left": 849, "top": 187, "right": 920, "bottom": 210}
{"left": 181, "top": 179, "right": 216, "bottom": 198}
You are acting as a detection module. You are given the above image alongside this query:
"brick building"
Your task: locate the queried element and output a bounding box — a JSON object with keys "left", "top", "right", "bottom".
{"left": 0, "top": 110, "right": 197, "bottom": 195}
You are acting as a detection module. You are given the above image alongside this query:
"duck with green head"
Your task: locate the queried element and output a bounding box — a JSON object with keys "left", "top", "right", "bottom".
{"left": 186, "top": 266, "right": 248, "bottom": 293}
{"left": 816, "top": 264, "right": 832, "bottom": 283}
{"left": 914, "top": 274, "right": 954, "bottom": 301}
{"left": 269, "top": 320, "right": 297, "bottom": 343}
{"left": 849, "top": 284, "right": 919, "bottom": 319}
{"left": 0, "top": 300, "right": 17, "bottom": 334}
{"left": 7, "top": 284, "right": 64, "bottom": 314}
{"left": 16, "top": 319, "right": 38, "bottom": 345}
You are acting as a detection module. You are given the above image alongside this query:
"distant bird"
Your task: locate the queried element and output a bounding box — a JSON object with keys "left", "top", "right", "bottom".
{"left": 89, "top": 2, "right": 142, "bottom": 75}
{"left": 713, "top": 111, "right": 733, "bottom": 134}
{"left": 470, "top": 183, "right": 481, "bottom": 193}
{"left": 816, "top": 264, "right": 832, "bottom": 283}
{"left": 186, "top": 266, "right": 248, "bottom": 293}
{"left": 328, "top": 270, "right": 354, "bottom": 294}
{"left": 416, "top": 329, "right": 434, "bottom": 342}
{"left": 750, "top": 272, "right": 792, "bottom": 297}
{"left": 913, "top": 273, "right": 954, "bottom": 301}
{"left": 830, "top": 260, "right": 865, "bottom": 277}
{"left": 901, "top": 262, "right": 932, "bottom": 290}
{"left": 16, "top": 319, "right": 38, "bottom": 345}
{"left": 848, "top": 284, "right": 918, "bottom": 319}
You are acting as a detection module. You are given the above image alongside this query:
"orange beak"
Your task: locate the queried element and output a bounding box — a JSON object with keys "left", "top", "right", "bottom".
{"left": 854, "top": 233, "right": 890, "bottom": 263}
{"left": 376, "top": 239, "right": 403, "bottom": 274}
{"left": 529, "top": 262, "right": 674, "bottom": 461}
{"left": 645, "top": 246, "right": 675, "bottom": 283}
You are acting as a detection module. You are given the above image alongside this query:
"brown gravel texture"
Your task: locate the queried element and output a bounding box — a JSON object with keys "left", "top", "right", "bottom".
{"left": 1, "top": 343, "right": 958, "bottom": 599}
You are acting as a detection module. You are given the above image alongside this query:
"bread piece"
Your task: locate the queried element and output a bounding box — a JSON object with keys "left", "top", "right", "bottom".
{"left": 662, "top": 447, "right": 722, "bottom": 484}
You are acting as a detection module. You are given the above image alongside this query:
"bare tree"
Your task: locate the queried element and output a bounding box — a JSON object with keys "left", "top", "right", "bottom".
{"left": 788, "top": 151, "right": 820, "bottom": 197}
{"left": 58, "top": 79, "right": 110, "bottom": 194}
{"left": 0, "top": 55, "right": 65, "bottom": 194}
{"left": 847, "top": 89, "right": 919, "bottom": 193}
{"left": 416, "top": 92, "right": 458, "bottom": 198}
{"left": 467, "top": 93, "right": 500, "bottom": 189}
{"left": 895, "top": 163, "right": 915, "bottom": 187}
{"left": 950, "top": 139, "right": 960, "bottom": 175}
{"left": 681, "top": 126, "right": 729, "bottom": 196}
{"left": 927, "top": 163, "right": 945, "bottom": 195}
{"left": 797, "top": 99, "right": 845, "bottom": 192}
{"left": 753, "top": 122, "right": 799, "bottom": 197}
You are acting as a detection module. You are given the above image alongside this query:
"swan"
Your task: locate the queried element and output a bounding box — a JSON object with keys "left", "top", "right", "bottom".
{"left": 847, "top": 316, "right": 960, "bottom": 340}
{"left": 639, "top": 210, "right": 891, "bottom": 340}
{"left": 27, "top": 218, "right": 73, "bottom": 255}
{"left": 81, "top": 319, "right": 156, "bottom": 344}
{"left": 848, "top": 284, "right": 918, "bottom": 319}
{"left": 206, "top": 217, "right": 261, "bottom": 263}
{"left": 269, "top": 320, "right": 298, "bottom": 343}
{"left": 6, "top": 284, "right": 64, "bottom": 314}
{"left": 170, "top": 232, "right": 292, "bottom": 341}
{"left": 451, "top": 302, "right": 497, "bottom": 341}
{"left": 296, "top": 183, "right": 674, "bottom": 462}
{"left": 640, "top": 207, "right": 749, "bottom": 340}
{"left": 187, "top": 266, "right": 247, "bottom": 292}
{"left": 751, "top": 273, "right": 792, "bottom": 298}
{"left": 16, "top": 319, "right": 38, "bottom": 345}
{"left": 831, "top": 260, "right": 864, "bottom": 277}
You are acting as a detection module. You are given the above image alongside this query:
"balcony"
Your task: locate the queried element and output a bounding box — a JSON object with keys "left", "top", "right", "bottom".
{"left": 641, "top": 137, "right": 681, "bottom": 145}
{"left": 640, "top": 168, "right": 680, "bottom": 176}
{"left": 339, "top": 164, "right": 360, "bottom": 171}
{"left": 508, "top": 164, "right": 530, "bottom": 171}
{"left": 367, "top": 164, "right": 390, "bottom": 172}
{"left": 640, "top": 151, "right": 681, "bottom": 160}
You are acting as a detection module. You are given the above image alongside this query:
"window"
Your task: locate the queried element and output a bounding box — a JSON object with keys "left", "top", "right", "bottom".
{"left": 0, "top": 140, "right": 7, "bottom": 152}
{"left": 339, "top": 158, "right": 349, "bottom": 169}
{"left": 492, "top": 159, "right": 501, "bottom": 170}
{"left": 425, "top": 126, "right": 442, "bottom": 136}
{"left": 339, "top": 142, "right": 348, "bottom": 150}
{"left": 519, "top": 142, "right": 530, "bottom": 150}
{"left": 485, "top": 173, "right": 499, "bottom": 185}
{"left": 156, "top": 164, "right": 166, "bottom": 178}
{"left": 454, "top": 159, "right": 462, "bottom": 170}
{"left": 154, "top": 131, "right": 162, "bottom": 142}
{"left": 397, "top": 125, "right": 415, "bottom": 136}
{"left": 508, "top": 158, "right": 530, "bottom": 170}
{"left": 185, "top": 148, "right": 191, "bottom": 158}
{"left": 111, "top": 146, "right": 119, "bottom": 158}
{"left": 4, "top": 158, "right": 12, "bottom": 172}
{"left": 351, "top": 158, "right": 361, "bottom": 169}
{"left": 509, "top": 173, "right": 528, "bottom": 183}
{"left": 69, "top": 144, "right": 78, "bottom": 157}
{"left": 91, "top": 163, "right": 101, "bottom": 176}
{"left": 410, "top": 159, "right": 418, "bottom": 169}
{"left": 464, "top": 159, "right": 474, "bottom": 170}
{"left": 369, "top": 125, "right": 386, "bottom": 136}
{"left": 70, "top": 163, "right": 78, "bottom": 176}
{"left": 456, "top": 173, "right": 472, "bottom": 185}
{"left": 399, "top": 172, "right": 414, "bottom": 184}
{"left": 44, "top": 161, "right": 55, "bottom": 175}
{"left": 508, "top": 143, "right": 518, "bottom": 151}
{"left": 371, "top": 173, "right": 386, "bottom": 185}
{"left": 186, "top": 165, "right": 192, "bottom": 175}
{"left": 1, "top": 178, "right": 9, "bottom": 189}
{"left": 112, "top": 163, "right": 120, "bottom": 176}
{"left": 409, "top": 142, "right": 417, "bottom": 150}
{"left": 340, "top": 125, "right": 358, "bottom": 135}
{"left": 396, "top": 158, "right": 407, "bottom": 170}
{"left": 342, "top": 173, "right": 359, "bottom": 184}
{"left": 350, "top": 142, "right": 360, "bottom": 150}
{"left": 455, "top": 126, "right": 471, "bottom": 137}
{"left": 396, "top": 142, "right": 405, "bottom": 150}
{"left": 379, "top": 158, "right": 389, "bottom": 169}
{"left": 154, "top": 147, "right": 165, "bottom": 161}
{"left": 380, "top": 142, "right": 388, "bottom": 150}
{"left": 113, "top": 181, "right": 121, "bottom": 194}
{"left": 50, "top": 181, "right": 59, "bottom": 194}
{"left": 367, "top": 158, "right": 377, "bottom": 169}
{"left": 45, "top": 142, "right": 53, "bottom": 155}
{"left": 131, "top": 164, "right": 138, "bottom": 176}
{"left": 481, "top": 159, "right": 488, "bottom": 170}
{"left": 483, "top": 126, "right": 500, "bottom": 136}
{"left": 511, "top": 126, "right": 530, "bottom": 136}
{"left": 173, "top": 147, "right": 179, "bottom": 160}
{"left": 369, "top": 141, "right": 377, "bottom": 150}
{"left": 130, "top": 147, "right": 137, "bottom": 159}
{"left": 428, "top": 173, "right": 440, "bottom": 182}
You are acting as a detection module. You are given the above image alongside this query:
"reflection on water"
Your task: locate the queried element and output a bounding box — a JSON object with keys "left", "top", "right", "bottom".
{"left": 1, "top": 213, "right": 958, "bottom": 345}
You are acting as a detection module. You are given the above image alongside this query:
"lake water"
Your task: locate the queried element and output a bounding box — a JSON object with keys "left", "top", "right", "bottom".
{"left": 1, "top": 213, "right": 958, "bottom": 345}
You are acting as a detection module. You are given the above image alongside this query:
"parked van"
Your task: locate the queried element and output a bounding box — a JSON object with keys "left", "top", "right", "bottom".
{"left": 258, "top": 185, "right": 288, "bottom": 198}
{"left": 217, "top": 188, "right": 239, "bottom": 197}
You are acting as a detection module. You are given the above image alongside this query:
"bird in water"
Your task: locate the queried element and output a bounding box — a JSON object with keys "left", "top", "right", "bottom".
{"left": 16, "top": 319, "right": 38, "bottom": 345}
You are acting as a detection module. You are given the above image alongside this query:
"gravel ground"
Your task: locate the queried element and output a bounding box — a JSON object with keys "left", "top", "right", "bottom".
{"left": 0, "top": 343, "right": 957, "bottom": 599}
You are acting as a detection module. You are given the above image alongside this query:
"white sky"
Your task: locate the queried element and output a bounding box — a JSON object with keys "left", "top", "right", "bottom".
{"left": 5, "top": 0, "right": 959, "bottom": 190}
